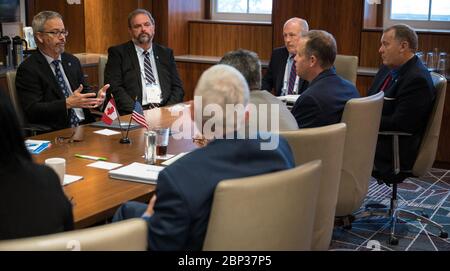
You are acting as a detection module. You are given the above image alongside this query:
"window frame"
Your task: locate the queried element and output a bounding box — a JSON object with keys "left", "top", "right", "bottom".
{"left": 210, "top": 0, "right": 272, "bottom": 22}
{"left": 383, "top": 0, "right": 450, "bottom": 30}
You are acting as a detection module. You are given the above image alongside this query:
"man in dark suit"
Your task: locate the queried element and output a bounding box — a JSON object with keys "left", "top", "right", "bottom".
{"left": 291, "top": 30, "right": 359, "bottom": 128}
{"left": 16, "top": 11, "right": 108, "bottom": 132}
{"left": 368, "top": 24, "right": 435, "bottom": 174}
{"left": 113, "top": 64, "right": 295, "bottom": 251}
{"left": 262, "top": 17, "right": 309, "bottom": 96}
{"left": 104, "top": 9, "right": 184, "bottom": 114}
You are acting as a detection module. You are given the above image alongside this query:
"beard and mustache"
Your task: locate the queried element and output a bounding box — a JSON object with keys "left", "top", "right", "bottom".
{"left": 137, "top": 33, "right": 153, "bottom": 44}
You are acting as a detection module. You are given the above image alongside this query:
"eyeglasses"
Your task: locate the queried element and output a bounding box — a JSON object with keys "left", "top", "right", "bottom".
{"left": 40, "top": 30, "right": 69, "bottom": 37}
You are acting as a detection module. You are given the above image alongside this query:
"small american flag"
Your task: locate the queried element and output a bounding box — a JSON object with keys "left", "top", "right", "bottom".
{"left": 132, "top": 101, "right": 149, "bottom": 129}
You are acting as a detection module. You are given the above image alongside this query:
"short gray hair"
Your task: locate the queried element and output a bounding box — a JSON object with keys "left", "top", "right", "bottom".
{"left": 219, "top": 49, "right": 261, "bottom": 90}
{"left": 384, "top": 24, "right": 418, "bottom": 52}
{"left": 284, "top": 17, "right": 309, "bottom": 34}
{"left": 301, "top": 30, "right": 337, "bottom": 69}
{"left": 32, "top": 11, "right": 62, "bottom": 34}
{"left": 128, "top": 9, "right": 155, "bottom": 28}
{"left": 194, "top": 65, "right": 249, "bottom": 133}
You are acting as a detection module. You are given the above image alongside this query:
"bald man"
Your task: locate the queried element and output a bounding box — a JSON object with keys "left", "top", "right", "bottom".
{"left": 262, "top": 17, "right": 309, "bottom": 96}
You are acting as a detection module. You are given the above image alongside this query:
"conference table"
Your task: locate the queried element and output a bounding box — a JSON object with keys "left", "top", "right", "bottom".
{"left": 29, "top": 104, "right": 198, "bottom": 229}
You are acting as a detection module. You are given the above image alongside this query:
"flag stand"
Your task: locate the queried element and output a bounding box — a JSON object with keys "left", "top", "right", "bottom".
{"left": 120, "top": 115, "right": 133, "bottom": 144}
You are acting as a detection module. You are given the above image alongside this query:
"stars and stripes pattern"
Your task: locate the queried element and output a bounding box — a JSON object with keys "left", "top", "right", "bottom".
{"left": 132, "top": 101, "right": 149, "bottom": 129}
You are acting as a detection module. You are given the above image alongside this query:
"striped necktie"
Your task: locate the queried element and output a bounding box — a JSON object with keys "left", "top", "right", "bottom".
{"left": 143, "top": 51, "right": 156, "bottom": 84}
{"left": 287, "top": 56, "right": 297, "bottom": 95}
{"left": 52, "top": 60, "right": 80, "bottom": 127}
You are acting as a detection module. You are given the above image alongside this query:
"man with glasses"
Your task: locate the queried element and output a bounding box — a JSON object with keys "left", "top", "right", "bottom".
{"left": 16, "top": 11, "right": 109, "bottom": 132}
{"left": 104, "top": 9, "right": 184, "bottom": 114}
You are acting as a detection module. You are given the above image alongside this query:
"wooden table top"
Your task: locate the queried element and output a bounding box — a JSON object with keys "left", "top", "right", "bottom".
{"left": 30, "top": 104, "right": 198, "bottom": 229}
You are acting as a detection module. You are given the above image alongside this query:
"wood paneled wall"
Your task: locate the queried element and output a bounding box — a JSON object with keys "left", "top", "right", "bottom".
{"left": 84, "top": 0, "right": 147, "bottom": 54}
{"left": 272, "top": 0, "right": 364, "bottom": 56}
{"left": 360, "top": 30, "right": 450, "bottom": 69}
{"left": 189, "top": 21, "right": 273, "bottom": 60}
{"left": 26, "top": 0, "right": 86, "bottom": 53}
{"left": 152, "top": 0, "right": 204, "bottom": 55}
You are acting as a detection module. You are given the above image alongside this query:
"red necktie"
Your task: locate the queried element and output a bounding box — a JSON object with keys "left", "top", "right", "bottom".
{"left": 380, "top": 74, "right": 392, "bottom": 92}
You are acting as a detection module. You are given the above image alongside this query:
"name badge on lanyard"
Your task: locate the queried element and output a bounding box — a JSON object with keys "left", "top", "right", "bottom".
{"left": 145, "top": 83, "right": 161, "bottom": 104}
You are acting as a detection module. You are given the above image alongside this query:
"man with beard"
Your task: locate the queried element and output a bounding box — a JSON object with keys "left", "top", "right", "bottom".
{"left": 104, "top": 9, "right": 184, "bottom": 114}
{"left": 16, "top": 11, "right": 108, "bottom": 132}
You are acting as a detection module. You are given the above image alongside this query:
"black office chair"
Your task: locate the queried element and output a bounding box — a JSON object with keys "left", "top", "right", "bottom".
{"left": 354, "top": 72, "right": 448, "bottom": 245}
{"left": 6, "top": 71, "right": 52, "bottom": 136}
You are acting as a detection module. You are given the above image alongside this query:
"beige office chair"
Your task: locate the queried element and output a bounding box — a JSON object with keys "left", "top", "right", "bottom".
{"left": 98, "top": 54, "right": 108, "bottom": 87}
{"left": 0, "top": 218, "right": 148, "bottom": 251}
{"left": 203, "top": 160, "right": 322, "bottom": 251}
{"left": 6, "top": 71, "right": 51, "bottom": 135}
{"left": 356, "top": 72, "right": 448, "bottom": 245}
{"left": 334, "top": 54, "right": 358, "bottom": 85}
{"left": 335, "top": 91, "right": 384, "bottom": 219}
{"left": 280, "top": 123, "right": 346, "bottom": 250}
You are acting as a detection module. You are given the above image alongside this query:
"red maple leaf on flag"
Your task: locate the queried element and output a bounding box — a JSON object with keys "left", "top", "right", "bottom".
{"left": 107, "top": 106, "right": 115, "bottom": 115}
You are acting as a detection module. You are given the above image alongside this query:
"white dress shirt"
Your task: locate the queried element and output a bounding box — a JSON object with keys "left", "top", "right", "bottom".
{"left": 134, "top": 44, "right": 162, "bottom": 105}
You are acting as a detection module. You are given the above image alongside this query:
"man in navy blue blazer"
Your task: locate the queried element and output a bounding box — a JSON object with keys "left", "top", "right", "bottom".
{"left": 291, "top": 30, "right": 360, "bottom": 128}
{"left": 113, "top": 64, "right": 295, "bottom": 251}
{"left": 368, "top": 24, "right": 435, "bottom": 174}
{"left": 261, "top": 18, "right": 309, "bottom": 96}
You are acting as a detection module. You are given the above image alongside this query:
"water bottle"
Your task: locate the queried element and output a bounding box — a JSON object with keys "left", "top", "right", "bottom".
{"left": 144, "top": 131, "right": 157, "bottom": 165}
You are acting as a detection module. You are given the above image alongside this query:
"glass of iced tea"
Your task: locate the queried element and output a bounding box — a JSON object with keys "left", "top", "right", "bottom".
{"left": 154, "top": 127, "right": 170, "bottom": 157}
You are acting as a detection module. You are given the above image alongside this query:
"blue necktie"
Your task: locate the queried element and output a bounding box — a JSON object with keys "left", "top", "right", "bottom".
{"left": 287, "top": 56, "right": 296, "bottom": 95}
{"left": 52, "top": 60, "right": 80, "bottom": 127}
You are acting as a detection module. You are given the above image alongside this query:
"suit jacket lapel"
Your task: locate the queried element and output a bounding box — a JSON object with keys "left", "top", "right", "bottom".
{"left": 36, "top": 51, "right": 65, "bottom": 99}
{"left": 152, "top": 44, "right": 169, "bottom": 102}
{"left": 126, "top": 41, "right": 143, "bottom": 102}
{"left": 61, "top": 53, "right": 78, "bottom": 91}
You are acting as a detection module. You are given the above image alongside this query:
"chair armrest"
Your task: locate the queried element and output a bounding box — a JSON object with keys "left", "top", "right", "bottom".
{"left": 23, "top": 124, "right": 52, "bottom": 136}
{"left": 379, "top": 131, "right": 413, "bottom": 137}
{"left": 378, "top": 131, "right": 412, "bottom": 175}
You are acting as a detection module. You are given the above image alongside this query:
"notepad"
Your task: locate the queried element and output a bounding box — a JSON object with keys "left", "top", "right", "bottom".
{"left": 277, "top": 94, "right": 301, "bottom": 104}
{"left": 109, "top": 162, "right": 164, "bottom": 184}
{"left": 25, "top": 139, "right": 51, "bottom": 154}
{"left": 161, "top": 152, "right": 189, "bottom": 166}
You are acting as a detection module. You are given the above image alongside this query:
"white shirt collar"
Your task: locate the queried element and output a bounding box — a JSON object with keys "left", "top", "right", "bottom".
{"left": 40, "top": 49, "right": 62, "bottom": 65}
{"left": 134, "top": 43, "right": 153, "bottom": 56}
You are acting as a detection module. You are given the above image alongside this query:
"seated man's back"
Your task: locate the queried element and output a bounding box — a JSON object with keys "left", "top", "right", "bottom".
{"left": 148, "top": 134, "right": 294, "bottom": 250}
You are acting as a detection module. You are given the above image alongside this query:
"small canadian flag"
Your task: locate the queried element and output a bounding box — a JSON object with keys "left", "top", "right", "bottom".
{"left": 101, "top": 97, "right": 118, "bottom": 125}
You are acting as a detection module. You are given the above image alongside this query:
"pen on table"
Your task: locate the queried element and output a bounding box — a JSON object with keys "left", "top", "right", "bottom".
{"left": 74, "top": 154, "right": 108, "bottom": 161}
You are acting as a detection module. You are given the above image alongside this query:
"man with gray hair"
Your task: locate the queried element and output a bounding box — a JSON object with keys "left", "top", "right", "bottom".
{"left": 105, "top": 8, "right": 184, "bottom": 114}
{"left": 262, "top": 17, "right": 309, "bottom": 96}
{"left": 368, "top": 24, "right": 435, "bottom": 174}
{"left": 113, "top": 64, "right": 294, "bottom": 251}
{"left": 219, "top": 49, "right": 298, "bottom": 132}
{"left": 16, "top": 11, "right": 108, "bottom": 132}
{"left": 291, "top": 30, "right": 359, "bottom": 128}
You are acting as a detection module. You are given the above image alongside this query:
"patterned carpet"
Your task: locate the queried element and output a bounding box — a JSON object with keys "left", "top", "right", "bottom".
{"left": 331, "top": 168, "right": 450, "bottom": 251}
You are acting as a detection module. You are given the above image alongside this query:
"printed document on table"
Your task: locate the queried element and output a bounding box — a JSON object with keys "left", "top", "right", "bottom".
{"left": 109, "top": 162, "right": 164, "bottom": 184}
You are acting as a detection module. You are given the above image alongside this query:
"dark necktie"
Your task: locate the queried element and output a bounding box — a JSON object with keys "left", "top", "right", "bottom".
{"left": 52, "top": 60, "right": 80, "bottom": 127}
{"left": 143, "top": 51, "right": 156, "bottom": 84}
{"left": 287, "top": 56, "right": 297, "bottom": 95}
{"left": 380, "top": 73, "right": 392, "bottom": 92}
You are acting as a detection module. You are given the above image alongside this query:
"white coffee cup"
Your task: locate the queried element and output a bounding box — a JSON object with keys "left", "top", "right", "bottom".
{"left": 45, "top": 158, "right": 66, "bottom": 185}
